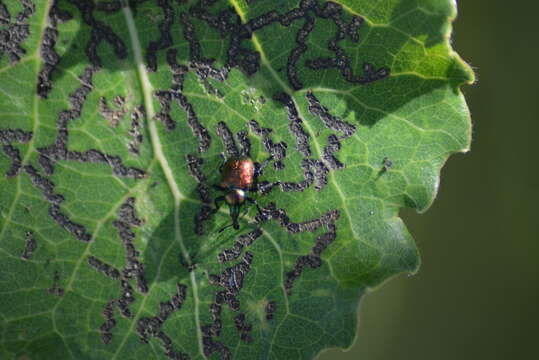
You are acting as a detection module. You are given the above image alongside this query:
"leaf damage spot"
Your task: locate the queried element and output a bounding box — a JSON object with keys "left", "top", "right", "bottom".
{"left": 112, "top": 197, "right": 148, "bottom": 293}
{"left": 306, "top": 90, "right": 357, "bottom": 171}
{"left": 0, "top": 0, "right": 34, "bottom": 63}
{"left": 68, "top": 0, "right": 127, "bottom": 67}
{"left": 217, "top": 228, "right": 262, "bottom": 263}
{"left": 382, "top": 156, "right": 393, "bottom": 172}
{"left": 234, "top": 313, "right": 252, "bottom": 342}
{"left": 241, "top": 88, "right": 266, "bottom": 112}
{"left": 186, "top": 154, "right": 213, "bottom": 235}
{"left": 0, "top": 128, "right": 32, "bottom": 177}
{"left": 20, "top": 231, "right": 37, "bottom": 260}
{"left": 265, "top": 300, "right": 277, "bottom": 321}
{"left": 87, "top": 197, "right": 149, "bottom": 344}
{"left": 37, "top": 66, "right": 146, "bottom": 179}
{"left": 23, "top": 164, "right": 92, "bottom": 242}
{"left": 216, "top": 121, "right": 239, "bottom": 159}
{"left": 36, "top": 0, "right": 72, "bottom": 99}
{"left": 273, "top": 92, "right": 311, "bottom": 158}
{"left": 287, "top": 14, "right": 315, "bottom": 90}
{"left": 249, "top": 119, "right": 287, "bottom": 171}
{"left": 47, "top": 270, "right": 64, "bottom": 297}
{"left": 285, "top": 223, "right": 337, "bottom": 296}
{"left": 128, "top": 105, "right": 145, "bottom": 155}
{"left": 203, "top": 251, "right": 254, "bottom": 358}
{"left": 100, "top": 300, "right": 117, "bottom": 345}
{"left": 145, "top": 0, "right": 174, "bottom": 72}
{"left": 305, "top": 2, "right": 389, "bottom": 84}
{"left": 256, "top": 202, "right": 339, "bottom": 234}
{"left": 272, "top": 91, "right": 357, "bottom": 192}
{"left": 99, "top": 95, "right": 128, "bottom": 127}
{"left": 236, "top": 130, "right": 251, "bottom": 158}
{"left": 154, "top": 49, "right": 212, "bottom": 152}
{"left": 87, "top": 256, "right": 121, "bottom": 279}
{"left": 305, "top": 91, "right": 355, "bottom": 138}
{"left": 136, "top": 283, "right": 190, "bottom": 360}
{"left": 253, "top": 203, "right": 340, "bottom": 295}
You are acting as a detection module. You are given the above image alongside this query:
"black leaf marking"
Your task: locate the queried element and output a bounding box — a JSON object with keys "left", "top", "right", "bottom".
{"left": 23, "top": 164, "right": 92, "bottom": 242}
{"left": 265, "top": 300, "right": 277, "bottom": 320}
{"left": 234, "top": 313, "right": 252, "bottom": 342}
{"left": 0, "top": 128, "right": 33, "bottom": 177}
{"left": 68, "top": 0, "right": 127, "bottom": 67}
{"left": 0, "top": 129, "right": 32, "bottom": 178}
{"left": 146, "top": 0, "right": 174, "bottom": 72}
{"left": 112, "top": 197, "right": 148, "bottom": 293}
{"left": 2, "top": 144, "right": 22, "bottom": 177}
{"left": 256, "top": 203, "right": 339, "bottom": 234}
{"left": 218, "top": 228, "right": 262, "bottom": 263}
{"left": 285, "top": 223, "right": 337, "bottom": 295}
{"left": 236, "top": 130, "right": 251, "bottom": 158}
{"left": 99, "top": 95, "right": 128, "bottom": 127}
{"left": 203, "top": 252, "right": 254, "bottom": 358}
{"left": 216, "top": 121, "right": 239, "bottom": 158}
{"left": 273, "top": 92, "right": 311, "bottom": 157}
{"left": 128, "top": 105, "right": 145, "bottom": 155}
{"left": 20, "top": 231, "right": 37, "bottom": 260}
{"left": 306, "top": 2, "right": 389, "bottom": 84}
{"left": 306, "top": 91, "right": 356, "bottom": 138}
{"left": 37, "top": 66, "right": 146, "bottom": 179}
{"left": 36, "top": 0, "right": 72, "bottom": 99}
{"left": 155, "top": 49, "right": 212, "bottom": 152}
{"left": 89, "top": 197, "right": 149, "bottom": 344}
{"left": 136, "top": 284, "right": 189, "bottom": 360}
{"left": 100, "top": 300, "right": 116, "bottom": 345}
{"left": 186, "top": 154, "right": 212, "bottom": 235}
{"left": 248, "top": 119, "right": 287, "bottom": 170}
{"left": 88, "top": 256, "right": 120, "bottom": 279}
{"left": 287, "top": 15, "right": 315, "bottom": 90}
{"left": 47, "top": 270, "right": 64, "bottom": 297}
{"left": 0, "top": 0, "right": 34, "bottom": 63}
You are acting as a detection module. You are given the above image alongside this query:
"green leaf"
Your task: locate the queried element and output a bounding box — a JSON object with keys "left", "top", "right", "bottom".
{"left": 0, "top": 0, "right": 473, "bottom": 359}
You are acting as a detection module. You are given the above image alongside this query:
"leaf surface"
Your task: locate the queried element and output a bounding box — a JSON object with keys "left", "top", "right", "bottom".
{"left": 0, "top": 0, "right": 473, "bottom": 359}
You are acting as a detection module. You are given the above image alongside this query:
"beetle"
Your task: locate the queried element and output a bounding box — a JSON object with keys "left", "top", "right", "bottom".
{"left": 212, "top": 155, "right": 272, "bottom": 231}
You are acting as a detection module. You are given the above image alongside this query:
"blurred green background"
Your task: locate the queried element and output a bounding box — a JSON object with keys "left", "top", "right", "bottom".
{"left": 320, "top": 1, "right": 539, "bottom": 359}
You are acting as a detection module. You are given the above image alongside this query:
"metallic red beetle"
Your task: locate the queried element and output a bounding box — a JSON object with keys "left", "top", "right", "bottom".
{"left": 213, "top": 156, "right": 272, "bottom": 231}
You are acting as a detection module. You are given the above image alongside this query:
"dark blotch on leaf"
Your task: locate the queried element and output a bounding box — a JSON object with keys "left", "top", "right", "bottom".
{"left": 47, "top": 270, "right": 64, "bottom": 297}
{"left": 146, "top": 0, "right": 174, "bottom": 72}
{"left": 136, "top": 284, "right": 189, "bottom": 360}
{"left": 36, "top": 0, "right": 72, "bottom": 99}
{"left": 20, "top": 231, "right": 37, "bottom": 260}
{"left": 203, "top": 252, "right": 254, "bottom": 357}
{"left": 23, "top": 164, "right": 92, "bottom": 242}
{"left": 285, "top": 223, "right": 338, "bottom": 295}
{"left": 0, "top": 0, "right": 34, "bottom": 63}
{"left": 186, "top": 154, "right": 213, "bottom": 235}
{"left": 249, "top": 119, "right": 288, "bottom": 171}
{"left": 265, "top": 300, "right": 277, "bottom": 320}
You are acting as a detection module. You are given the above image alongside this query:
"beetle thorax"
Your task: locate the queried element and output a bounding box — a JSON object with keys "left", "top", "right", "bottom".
{"left": 225, "top": 189, "right": 246, "bottom": 205}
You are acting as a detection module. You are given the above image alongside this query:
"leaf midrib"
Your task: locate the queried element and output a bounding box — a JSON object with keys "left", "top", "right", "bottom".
{"left": 119, "top": 5, "right": 205, "bottom": 359}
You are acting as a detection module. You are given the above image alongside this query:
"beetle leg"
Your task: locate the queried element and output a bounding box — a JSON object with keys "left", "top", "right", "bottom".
{"left": 213, "top": 196, "right": 226, "bottom": 214}
{"left": 245, "top": 196, "right": 262, "bottom": 214}
{"left": 213, "top": 184, "right": 226, "bottom": 191}
{"left": 218, "top": 223, "right": 235, "bottom": 233}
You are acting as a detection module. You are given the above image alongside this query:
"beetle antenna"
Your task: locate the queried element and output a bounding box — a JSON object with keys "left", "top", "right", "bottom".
{"left": 218, "top": 223, "right": 235, "bottom": 233}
